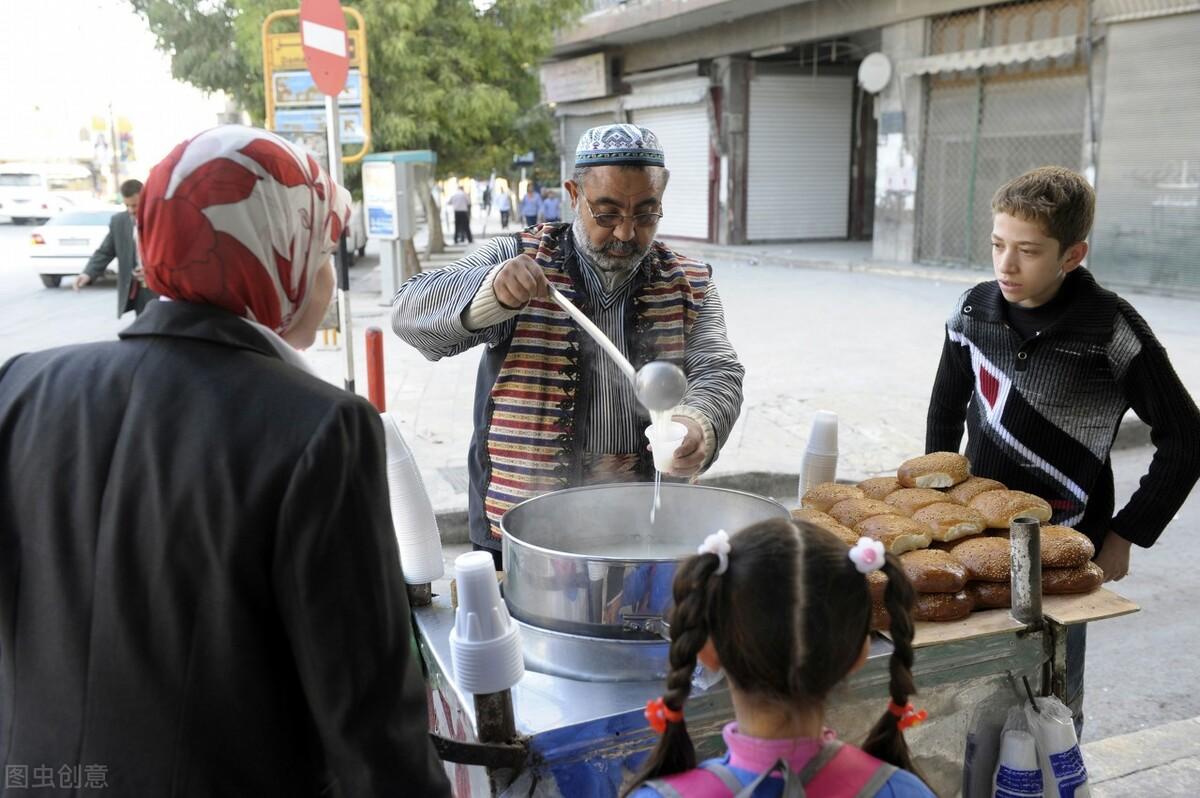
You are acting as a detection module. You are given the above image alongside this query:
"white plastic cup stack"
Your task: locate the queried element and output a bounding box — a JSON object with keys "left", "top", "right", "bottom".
{"left": 380, "top": 413, "right": 444, "bottom": 585}
{"left": 644, "top": 421, "right": 688, "bottom": 472}
{"left": 798, "top": 410, "right": 840, "bottom": 496}
{"left": 449, "top": 551, "right": 525, "bottom": 695}
{"left": 991, "top": 730, "right": 1043, "bottom": 798}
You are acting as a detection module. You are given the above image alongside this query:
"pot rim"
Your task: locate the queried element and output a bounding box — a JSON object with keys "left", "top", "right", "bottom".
{"left": 499, "top": 482, "right": 788, "bottom": 563}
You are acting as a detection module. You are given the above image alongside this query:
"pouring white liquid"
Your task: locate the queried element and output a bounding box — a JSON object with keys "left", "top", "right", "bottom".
{"left": 649, "top": 409, "right": 674, "bottom": 525}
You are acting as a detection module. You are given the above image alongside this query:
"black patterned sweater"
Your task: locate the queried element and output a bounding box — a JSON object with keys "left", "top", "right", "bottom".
{"left": 925, "top": 268, "right": 1200, "bottom": 552}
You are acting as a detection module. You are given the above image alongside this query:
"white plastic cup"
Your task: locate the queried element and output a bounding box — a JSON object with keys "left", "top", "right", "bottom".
{"left": 799, "top": 451, "right": 839, "bottom": 496}
{"left": 381, "top": 413, "right": 444, "bottom": 584}
{"left": 807, "top": 410, "right": 839, "bottom": 455}
{"left": 449, "top": 551, "right": 525, "bottom": 694}
{"left": 645, "top": 421, "right": 687, "bottom": 472}
{"left": 992, "top": 730, "right": 1043, "bottom": 798}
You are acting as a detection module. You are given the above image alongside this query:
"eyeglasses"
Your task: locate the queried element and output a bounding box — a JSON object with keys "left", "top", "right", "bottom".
{"left": 582, "top": 196, "right": 664, "bottom": 229}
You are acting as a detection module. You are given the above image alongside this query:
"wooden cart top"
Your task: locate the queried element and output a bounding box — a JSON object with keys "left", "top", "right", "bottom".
{"left": 899, "top": 588, "right": 1140, "bottom": 649}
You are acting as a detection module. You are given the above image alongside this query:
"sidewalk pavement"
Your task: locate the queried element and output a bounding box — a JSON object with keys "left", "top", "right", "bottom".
{"left": 309, "top": 214, "right": 1200, "bottom": 519}
{"left": 1085, "top": 715, "right": 1200, "bottom": 796}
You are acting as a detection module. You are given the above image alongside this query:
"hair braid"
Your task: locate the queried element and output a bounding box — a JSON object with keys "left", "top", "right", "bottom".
{"left": 619, "top": 553, "right": 722, "bottom": 797}
{"left": 861, "top": 553, "right": 922, "bottom": 776}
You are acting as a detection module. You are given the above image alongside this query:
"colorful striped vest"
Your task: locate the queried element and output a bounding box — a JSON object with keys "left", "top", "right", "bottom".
{"left": 482, "top": 223, "right": 710, "bottom": 540}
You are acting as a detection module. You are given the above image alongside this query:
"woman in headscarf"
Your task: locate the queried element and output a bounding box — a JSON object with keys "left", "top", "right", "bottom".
{"left": 0, "top": 126, "right": 450, "bottom": 797}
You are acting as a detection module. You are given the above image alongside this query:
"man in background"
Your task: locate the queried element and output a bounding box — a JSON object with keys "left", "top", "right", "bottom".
{"left": 449, "top": 184, "right": 473, "bottom": 244}
{"left": 74, "top": 179, "right": 157, "bottom": 317}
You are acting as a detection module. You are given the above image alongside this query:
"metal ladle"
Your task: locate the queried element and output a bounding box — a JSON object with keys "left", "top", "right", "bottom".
{"left": 548, "top": 285, "right": 687, "bottom": 412}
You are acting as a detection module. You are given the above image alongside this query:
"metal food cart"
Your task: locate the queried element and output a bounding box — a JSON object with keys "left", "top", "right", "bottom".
{"left": 415, "top": 484, "right": 1138, "bottom": 797}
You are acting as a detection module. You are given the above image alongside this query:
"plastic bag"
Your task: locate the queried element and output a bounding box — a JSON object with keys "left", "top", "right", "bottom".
{"left": 1024, "top": 697, "right": 1091, "bottom": 798}
{"left": 961, "top": 703, "right": 1009, "bottom": 798}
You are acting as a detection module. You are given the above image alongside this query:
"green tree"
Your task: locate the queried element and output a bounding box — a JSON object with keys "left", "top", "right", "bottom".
{"left": 129, "top": 0, "right": 584, "bottom": 179}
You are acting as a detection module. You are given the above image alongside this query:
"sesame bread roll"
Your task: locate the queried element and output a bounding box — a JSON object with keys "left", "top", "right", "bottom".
{"left": 966, "top": 581, "right": 1012, "bottom": 609}
{"left": 1043, "top": 562, "right": 1105, "bottom": 594}
{"left": 897, "top": 452, "right": 970, "bottom": 489}
{"left": 950, "top": 536, "right": 1011, "bottom": 582}
{"left": 969, "top": 490, "right": 1053, "bottom": 528}
{"left": 801, "top": 482, "right": 865, "bottom": 513}
{"left": 945, "top": 476, "right": 1007, "bottom": 505}
{"left": 990, "top": 525, "right": 1096, "bottom": 568}
{"left": 912, "top": 502, "right": 988, "bottom": 542}
{"left": 853, "top": 514, "right": 932, "bottom": 555}
{"left": 885, "top": 488, "right": 955, "bottom": 515}
{"left": 857, "top": 476, "right": 903, "bottom": 501}
{"left": 913, "top": 591, "right": 974, "bottom": 622}
{"left": 790, "top": 508, "right": 858, "bottom": 547}
{"left": 900, "top": 549, "right": 969, "bottom": 593}
{"left": 829, "top": 498, "right": 907, "bottom": 528}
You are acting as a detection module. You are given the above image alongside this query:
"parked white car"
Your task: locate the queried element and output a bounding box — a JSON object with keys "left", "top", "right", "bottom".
{"left": 29, "top": 206, "right": 122, "bottom": 288}
{"left": 1, "top": 162, "right": 95, "bottom": 224}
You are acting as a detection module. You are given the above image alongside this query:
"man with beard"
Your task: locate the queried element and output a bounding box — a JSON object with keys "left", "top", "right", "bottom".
{"left": 391, "top": 125, "right": 745, "bottom": 567}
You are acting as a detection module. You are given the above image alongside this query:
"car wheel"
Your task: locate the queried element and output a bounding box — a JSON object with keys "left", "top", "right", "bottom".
{"left": 40, "top": 275, "right": 62, "bottom": 288}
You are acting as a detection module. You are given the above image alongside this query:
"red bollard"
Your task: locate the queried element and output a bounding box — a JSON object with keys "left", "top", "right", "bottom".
{"left": 366, "top": 327, "right": 385, "bottom": 412}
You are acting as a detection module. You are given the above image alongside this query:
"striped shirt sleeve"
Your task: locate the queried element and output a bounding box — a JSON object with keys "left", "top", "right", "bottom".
{"left": 678, "top": 281, "right": 745, "bottom": 467}
{"left": 390, "top": 237, "right": 520, "bottom": 361}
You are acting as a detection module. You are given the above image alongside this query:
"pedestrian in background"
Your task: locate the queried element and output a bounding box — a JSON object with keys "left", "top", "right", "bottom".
{"left": 449, "top": 184, "right": 472, "bottom": 244}
{"left": 497, "top": 189, "right": 513, "bottom": 230}
{"left": 540, "top": 188, "right": 561, "bottom": 223}
{"left": 0, "top": 125, "right": 449, "bottom": 797}
{"left": 74, "top": 179, "right": 157, "bottom": 317}
{"left": 520, "top": 184, "right": 540, "bottom": 228}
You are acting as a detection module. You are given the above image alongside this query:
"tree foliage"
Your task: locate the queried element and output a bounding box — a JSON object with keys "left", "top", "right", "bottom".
{"left": 129, "top": 0, "right": 585, "bottom": 179}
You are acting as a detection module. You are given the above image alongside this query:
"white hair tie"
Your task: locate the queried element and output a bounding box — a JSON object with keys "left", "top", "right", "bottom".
{"left": 849, "top": 537, "right": 887, "bottom": 574}
{"left": 697, "top": 529, "right": 732, "bottom": 575}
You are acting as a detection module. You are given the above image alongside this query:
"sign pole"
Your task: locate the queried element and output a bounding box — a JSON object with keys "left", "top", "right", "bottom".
{"left": 326, "top": 94, "right": 355, "bottom": 392}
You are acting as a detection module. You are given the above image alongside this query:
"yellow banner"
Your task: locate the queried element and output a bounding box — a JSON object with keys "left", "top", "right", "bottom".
{"left": 266, "top": 29, "right": 365, "bottom": 72}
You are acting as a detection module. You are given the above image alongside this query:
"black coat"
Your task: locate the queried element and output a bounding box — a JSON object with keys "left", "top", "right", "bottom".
{"left": 0, "top": 300, "right": 449, "bottom": 797}
{"left": 82, "top": 211, "right": 157, "bottom": 317}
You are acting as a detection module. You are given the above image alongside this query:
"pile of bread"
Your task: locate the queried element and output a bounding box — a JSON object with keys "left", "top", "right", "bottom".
{"left": 792, "top": 452, "right": 1104, "bottom": 625}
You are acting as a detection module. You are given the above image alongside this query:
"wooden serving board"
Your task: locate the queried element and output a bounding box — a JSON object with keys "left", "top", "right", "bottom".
{"left": 1042, "top": 587, "right": 1139, "bottom": 626}
{"left": 892, "top": 587, "right": 1140, "bottom": 648}
{"left": 908, "top": 608, "right": 1027, "bottom": 649}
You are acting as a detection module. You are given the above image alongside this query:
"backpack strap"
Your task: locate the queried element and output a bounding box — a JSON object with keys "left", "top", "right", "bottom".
{"left": 698, "top": 762, "right": 746, "bottom": 794}
{"left": 854, "top": 763, "right": 899, "bottom": 798}
{"left": 804, "top": 743, "right": 900, "bottom": 798}
{"left": 644, "top": 764, "right": 742, "bottom": 798}
{"left": 795, "top": 740, "right": 844, "bottom": 784}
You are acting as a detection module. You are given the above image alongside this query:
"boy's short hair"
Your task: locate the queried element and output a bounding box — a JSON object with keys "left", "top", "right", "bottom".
{"left": 119, "top": 179, "right": 143, "bottom": 198}
{"left": 991, "top": 166, "right": 1094, "bottom": 250}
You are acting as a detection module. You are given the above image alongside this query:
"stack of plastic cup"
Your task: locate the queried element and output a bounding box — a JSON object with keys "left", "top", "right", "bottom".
{"left": 991, "top": 730, "right": 1043, "bottom": 798}
{"left": 449, "top": 551, "right": 525, "bottom": 695}
{"left": 644, "top": 421, "right": 688, "bottom": 472}
{"left": 380, "top": 413, "right": 444, "bottom": 585}
{"left": 798, "top": 410, "right": 839, "bottom": 496}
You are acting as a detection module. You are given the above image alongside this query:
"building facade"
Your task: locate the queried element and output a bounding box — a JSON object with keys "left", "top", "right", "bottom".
{"left": 541, "top": 0, "right": 1200, "bottom": 293}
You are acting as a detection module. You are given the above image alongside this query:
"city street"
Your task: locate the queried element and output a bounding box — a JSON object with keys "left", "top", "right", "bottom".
{"left": 3, "top": 215, "right": 1200, "bottom": 747}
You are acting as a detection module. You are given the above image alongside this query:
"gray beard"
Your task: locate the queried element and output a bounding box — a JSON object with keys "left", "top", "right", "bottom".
{"left": 571, "top": 219, "right": 650, "bottom": 293}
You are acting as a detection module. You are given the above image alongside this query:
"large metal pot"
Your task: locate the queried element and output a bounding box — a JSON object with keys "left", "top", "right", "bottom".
{"left": 501, "top": 483, "right": 788, "bottom": 641}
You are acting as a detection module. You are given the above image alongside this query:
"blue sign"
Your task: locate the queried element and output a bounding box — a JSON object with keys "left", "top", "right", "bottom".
{"left": 274, "top": 107, "right": 365, "bottom": 144}
{"left": 368, "top": 206, "right": 397, "bottom": 238}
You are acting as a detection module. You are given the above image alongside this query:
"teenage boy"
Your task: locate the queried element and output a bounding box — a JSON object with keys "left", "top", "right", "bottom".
{"left": 925, "top": 166, "right": 1200, "bottom": 733}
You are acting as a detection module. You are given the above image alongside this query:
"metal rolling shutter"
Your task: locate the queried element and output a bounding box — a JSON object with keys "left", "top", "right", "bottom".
{"left": 631, "top": 104, "right": 711, "bottom": 239}
{"left": 1091, "top": 13, "right": 1200, "bottom": 293}
{"left": 747, "top": 75, "right": 853, "bottom": 241}
{"left": 920, "top": 72, "right": 1085, "bottom": 265}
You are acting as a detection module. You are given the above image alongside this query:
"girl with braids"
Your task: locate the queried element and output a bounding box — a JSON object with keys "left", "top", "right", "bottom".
{"left": 623, "top": 519, "right": 935, "bottom": 797}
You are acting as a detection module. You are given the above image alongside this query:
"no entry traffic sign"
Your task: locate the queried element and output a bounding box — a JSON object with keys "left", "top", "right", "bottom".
{"left": 300, "top": 0, "right": 349, "bottom": 97}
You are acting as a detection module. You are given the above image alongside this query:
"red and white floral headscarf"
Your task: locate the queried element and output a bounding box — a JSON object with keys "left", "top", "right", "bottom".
{"left": 138, "top": 125, "right": 352, "bottom": 333}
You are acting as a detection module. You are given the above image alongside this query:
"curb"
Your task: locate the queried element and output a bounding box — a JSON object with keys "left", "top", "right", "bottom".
{"left": 658, "top": 238, "right": 986, "bottom": 286}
